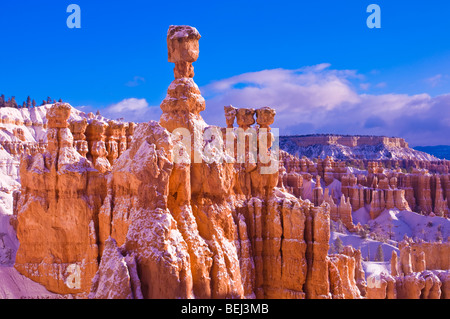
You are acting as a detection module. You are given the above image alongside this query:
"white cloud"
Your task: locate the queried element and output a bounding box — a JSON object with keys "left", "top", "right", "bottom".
{"left": 125, "top": 76, "right": 146, "bottom": 87}
{"left": 107, "top": 98, "right": 148, "bottom": 112}
{"left": 360, "top": 83, "right": 371, "bottom": 90}
{"left": 102, "top": 98, "right": 161, "bottom": 123}
{"left": 199, "top": 66, "right": 450, "bottom": 146}
{"left": 424, "top": 74, "right": 444, "bottom": 88}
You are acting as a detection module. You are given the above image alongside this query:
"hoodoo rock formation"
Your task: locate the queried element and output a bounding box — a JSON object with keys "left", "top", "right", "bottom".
{"left": 6, "top": 25, "right": 449, "bottom": 299}
{"left": 364, "top": 239, "right": 450, "bottom": 299}
{"left": 14, "top": 103, "right": 102, "bottom": 296}
{"left": 0, "top": 104, "right": 136, "bottom": 189}
{"left": 279, "top": 153, "right": 449, "bottom": 219}
{"left": 7, "top": 104, "right": 136, "bottom": 296}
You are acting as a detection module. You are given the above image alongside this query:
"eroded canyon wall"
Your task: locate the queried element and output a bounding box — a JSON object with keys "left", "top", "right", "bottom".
{"left": 11, "top": 25, "right": 449, "bottom": 300}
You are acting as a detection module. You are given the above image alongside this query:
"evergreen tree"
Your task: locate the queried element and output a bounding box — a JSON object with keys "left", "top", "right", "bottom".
{"left": 375, "top": 244, "right": 384, "bottom": 262}
{"left": 329, "top": 242, "right": 336, "bottom": 254}
{"left": 387, "top": 223, "right": 394, "bottom": 240}
{"left": 330, "top": 220, "right": 336, "bottom": 232}
{"left": 27, "top": 96, "right": 32, "bottom": 108}
{"left": 10, "top": 97, "right": 18, "bottom": 108}
{"left": 337, "top": 219, "right": 346, "bottom": 233}
{"left": 334, "top": 236, "right": 343, "bottom": 254}
{"left": 435, "top": 224, "right": 443, "bottom": 242}
{"left": 32, "top": 99, "right": 36, "bottom": 107}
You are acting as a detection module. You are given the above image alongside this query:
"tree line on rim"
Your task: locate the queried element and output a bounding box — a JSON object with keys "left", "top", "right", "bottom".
{"left": 0, "top": 94, "right": 63, "bottom": 109}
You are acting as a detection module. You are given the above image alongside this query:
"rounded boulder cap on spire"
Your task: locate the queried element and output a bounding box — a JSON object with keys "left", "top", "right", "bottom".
{"left": 167, "top": 25, "right": 201, "bottom": 63}
{"left": 236, "top": 108, "right": 256, "bottom": 129}
{"left": 46, "top": 103, "right": 72, "bottom": 128}
{"left": 256, "top": 106, "right": 276, "bottom": 128}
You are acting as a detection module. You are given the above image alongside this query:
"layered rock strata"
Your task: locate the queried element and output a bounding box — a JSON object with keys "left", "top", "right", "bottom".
{"left": 13, "top": 103, "right": 105, "bottom": 296}
{"left": 279, "top": 151, "right": 449, "bottom": 219}
{"left": 365, "top": 239, "right": 449, "bottom": 299}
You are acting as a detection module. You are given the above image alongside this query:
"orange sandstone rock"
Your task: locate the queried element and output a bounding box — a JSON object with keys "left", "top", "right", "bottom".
{"left": 328, "top": 253, "right": 362, "bottom": 299}
{"left": 14, "top": 103, "right": 102, "bottom": 296}
{"left": 304, "top": 202, "right": 331, "bottom": 299}
{"left": 11, "top": 26, "right": 402, "bottom": 301}
{"left": 89, "top": 238, "right": 143, "bottom": 299}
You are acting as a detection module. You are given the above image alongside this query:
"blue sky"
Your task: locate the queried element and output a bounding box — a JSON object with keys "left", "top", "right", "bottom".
{"left": 0, "top": 0, "right": 449, "bottom": 145}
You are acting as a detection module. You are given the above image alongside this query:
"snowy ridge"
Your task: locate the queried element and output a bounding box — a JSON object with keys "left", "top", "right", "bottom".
{"left": 280, "top": 136, "right": 439, "bottom": 161}
{"left": 330, "top": 207, "right": 450, "bottom": 280}
{"left": 0, "top": 104, "right": 111, "bottom": 185}
{"left": 0, "top": 104, "right": 109, "bottom": 145}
